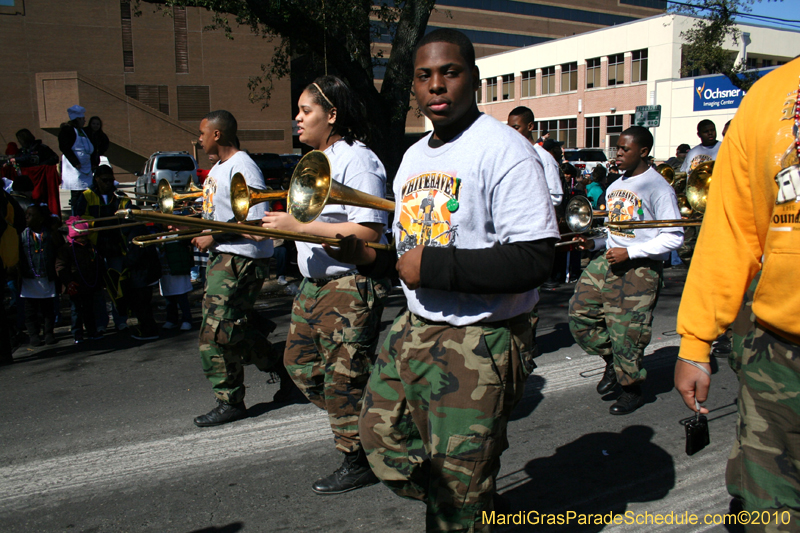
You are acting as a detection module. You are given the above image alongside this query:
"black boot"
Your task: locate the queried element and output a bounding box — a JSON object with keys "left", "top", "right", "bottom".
{"left": 193, "top": 399, "right": 248, "bottom": 427}
{"left": 609, "top": 384, "right": 644, "bottom": 415}
{"left": 596, "top": 360, "right": 618, "bottom": 394}
{"left": 311, "top": 448, "right": 379, "bottom": 495}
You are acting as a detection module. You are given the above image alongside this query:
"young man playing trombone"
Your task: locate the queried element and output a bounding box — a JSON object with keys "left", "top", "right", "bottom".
{"left": 191, "top": 110, "right": 282, "bottom": 428}
{"left": 569, "top": 126, "right": 683, "bottom": 415}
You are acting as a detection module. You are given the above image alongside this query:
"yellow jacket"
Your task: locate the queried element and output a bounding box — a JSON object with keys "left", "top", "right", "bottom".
{"left": 677, "top": 58, "right": 800, "bottom": 362}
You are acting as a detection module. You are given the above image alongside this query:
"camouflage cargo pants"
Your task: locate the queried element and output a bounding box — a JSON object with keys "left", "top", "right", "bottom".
{"left": 568, "top": 255, "right": 662, "bottom": 386}
{"left": 727, "top": 272, "right": 800, "bottom": 532}
{"left": 199, "top": 252, "right": 276, "bottom": 405}
{"left": 284, "top": 274, "right": 388, "bottom": 454}
{"left": 360, "top": 311, "right": 537, "bottom": 532}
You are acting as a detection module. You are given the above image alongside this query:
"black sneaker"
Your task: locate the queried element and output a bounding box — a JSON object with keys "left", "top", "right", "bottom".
{"left": 193, "top": 399, "right": 248, "bottom": 427}
{"left": 609, "top": 385, "right": 644, "bottom": 415}
{"left": 311, "top": 449, "right": 379, "bottom": 495}
{"left": 130, "top": 328, "right": 159, "bottom": 341}
{"left": 29, "top": 334, "right": 44, "bottom": 347}
{"left": 596, "top": 362, "right": 618, "bottom": 394}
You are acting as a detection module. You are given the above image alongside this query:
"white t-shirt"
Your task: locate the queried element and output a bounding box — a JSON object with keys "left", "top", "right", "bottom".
{"left": 202, "top": 151, "right": 272, "bottom": 259}
{"left": 296, "top": 140, "right": 389, "bottom": 279}
{"left": 600, "top": 166, "right": 684, "bottom": 261}
{"left": 680, "top": 142, "right": 720, "bottom": 173}
{"left": 532, "top": 142, "right": 564, "bottom": 206}
{"left": 393, "top": 114, "right": 560, "bottom": 326}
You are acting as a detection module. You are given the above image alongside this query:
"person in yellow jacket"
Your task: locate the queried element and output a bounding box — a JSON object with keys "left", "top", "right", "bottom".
{"left": 675, "top": 58, "right": 800, "bottom": 528}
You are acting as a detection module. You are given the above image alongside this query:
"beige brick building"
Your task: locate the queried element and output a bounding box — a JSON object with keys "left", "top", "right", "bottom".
{"left": 0, "top": 0, "right": 293, "bottom": 179}
{"left": 474, "top": 14, "right": 800, "bottom": 159}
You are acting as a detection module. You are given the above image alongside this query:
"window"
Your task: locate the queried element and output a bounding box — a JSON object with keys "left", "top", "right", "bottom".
{"left": 608, "top": 53, "right": 624, "bottom": 86}
{"left": 541, "top": 66, "right": 556, "bottom": 95}
{"left": 476, "top": 85, "right": 482, "bottom": 104}
{"left": 631, "top": 49, "right": 647, "bottom": 82}
{"left": 156, "top": 156, "right": 195, "bottom": 171}
{"left": 174, "top": 6, "right": 189, "bottom": 74}
{"left": 125, "top": 85, "right": 169, "bottom": 115}
{"left": 502, "top": 74, "right": 514, "bottom": 100}
{"left": 561, "top": 62, "right": 577, "bottom": 92}
{"left": 486, "top": 78, "right": 498, "bottom": 102}
{"left": 585, "top": 117, "right": 600, "bottom": 148}
{"left": 521, "top": 70, "right": 536, "bottom": 97}
{"left": 746, "top": 57, "right": 759, "bottom": 70}
{"left": 762, "top": 59, "right": 773, "bottom": 67}
{"left": 607, "top": 114, "right": 624, "bottom": 149}
{"left": 543, "top": 118, "right": 577, "bottom": 148}
{"left": 586, "top": 58, "right": 601, "bottom": 89}
{"left": 120, "top": 0, "right": 134, "bottom": 72}
{"left": 177, "top": 86, "right": 210, "bottom": 121}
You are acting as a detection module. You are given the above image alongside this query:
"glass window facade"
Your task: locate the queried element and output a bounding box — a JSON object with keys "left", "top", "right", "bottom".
{"left": 502, "top": 74, "right": 514, "bottom": 100}
{"left": 608, "top": 53, "right": 624, "bottom": 86}
{"left": 543, "top": 118, "right": 578, "bottom": 148}
{"left": 486, "top": 77, "right": 498, "bottom": 102}
{"left": 541, "top": 66, "right": 556, "bottom": 95}
{"left": 631, "top": 49, "right": 648, "bottom": 82}
{"left": 586, "top": 58, "right": 601, "bottom": 89}
{"left": 561, "top": 62, "right": 578, "bottom": 92}
{"left": 585, "top": 117, "right": 600, "bottom": 148}
{"left": 521, "top": 70, "right": 536, "bottom": 97}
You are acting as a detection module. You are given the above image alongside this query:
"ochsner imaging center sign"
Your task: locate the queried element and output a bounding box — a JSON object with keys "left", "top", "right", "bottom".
{"left": 693, "top": 75, "right": 745, "bottom": 111}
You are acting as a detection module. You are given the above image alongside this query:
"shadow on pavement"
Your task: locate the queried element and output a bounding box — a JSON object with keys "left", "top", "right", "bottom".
{"left": 189, "top": 523, "right": 244, "bottom": 533}
{"left": 498, "top": 425, "right": 675, "bottom": 532}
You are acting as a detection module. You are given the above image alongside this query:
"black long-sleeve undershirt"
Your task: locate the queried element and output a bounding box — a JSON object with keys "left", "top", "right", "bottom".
{"left": 359, "top": 238, "right": 557, "bottom": 294}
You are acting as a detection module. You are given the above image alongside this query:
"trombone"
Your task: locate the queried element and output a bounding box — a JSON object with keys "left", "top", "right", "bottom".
{"left": 118, "top": 209, "right": 393, "bottom": 250}
{"left": 230, "top": 174, "right": 288, "bottom": 222}
{"left": 158, "top": 180, "right": 204, "bottom": 214}
{"left": 560, "top": 160, "right": 712, "bottom": 237}
{"left": 286, "top": 151, "right": 395, "bottom": 224}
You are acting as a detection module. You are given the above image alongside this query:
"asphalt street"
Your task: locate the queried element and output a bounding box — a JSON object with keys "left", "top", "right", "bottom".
{"left": 0, "top": 268, "right": 744, "bottom": 533}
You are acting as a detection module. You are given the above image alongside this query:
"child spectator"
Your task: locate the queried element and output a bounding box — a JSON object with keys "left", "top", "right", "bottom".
{"left": 123, "top": 224, "right": 161, "bottom": 340}
{"left": 158, "top": 234, "right": 193, "bottom": 331}
{"left": 57, "top": 217, "right": 104, "bottom": 344}
{"left": 19, "top": 204, "right": 60, "bottom": 346}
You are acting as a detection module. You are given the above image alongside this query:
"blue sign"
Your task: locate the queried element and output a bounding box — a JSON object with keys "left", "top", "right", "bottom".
{"left": 693, "top": 75, "right": 745, "bottom": 111}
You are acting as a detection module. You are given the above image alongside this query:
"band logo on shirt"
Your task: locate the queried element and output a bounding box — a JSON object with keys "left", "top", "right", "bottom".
{"left": 688, "top": 154, "right": 713, "bottom": 172}
{"left": 396, "top": 172, "right": 460, "bottom": 256}
{"left": 606, "top": 189, "right": 642, "bottom": 239}
{"left": 202, "top": 177, "right": 217, "bottom": 220}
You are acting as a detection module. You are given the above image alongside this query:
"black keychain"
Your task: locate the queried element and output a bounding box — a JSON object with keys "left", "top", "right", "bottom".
{"left": 685, "top": 399, "right": 710, "bottom": 456}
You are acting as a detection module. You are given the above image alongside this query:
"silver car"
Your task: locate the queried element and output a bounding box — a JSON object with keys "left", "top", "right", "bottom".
{"left": 135, "top": 151, "right": 199, "bottom": 203}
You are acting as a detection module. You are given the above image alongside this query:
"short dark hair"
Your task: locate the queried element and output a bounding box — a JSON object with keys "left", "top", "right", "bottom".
{"left": 87, "top": 116, "right": 103, "bottom": 129}
{"left": 621, "top": 126, "right": 653, "bottom": 153}
{"left": 697, "top": 119, "right": 715, "bottom": 132}
{"left": 204, "top": 110, "right": 238, "bottom": 142}
{"left": 562, "top": 163, "right": 578, "bottom": 177}
{"left": 591, "top": 165, "right": 607, "bottom": 181}
{"left": 94, "top": 164, "right": 114, "bottom": 178}
{"left": 677, "top": 143, "right": 691, "bottom": 153}
{"left": 15, "top": 128, "right": 35, "bottom": 147}
{"left": 509, "top": 106, "right": 534, "bottom": 124}
{"left": 306, "top": 75, "right": 368, "bottom": 145}
{"left": 414, "top": 28, "right": 475, "bottom": 69}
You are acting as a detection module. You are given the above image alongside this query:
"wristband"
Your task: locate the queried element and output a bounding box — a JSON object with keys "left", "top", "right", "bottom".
{"left": 677, "top": 356, "right": 711, "bottom": 377}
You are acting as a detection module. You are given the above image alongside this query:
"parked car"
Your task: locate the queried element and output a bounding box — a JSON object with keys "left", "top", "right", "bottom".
{"left": 135, "top": 152, "right": 198, "bottom": 202}
{"left": 280, "top": 153, "right": 302, "bottom": 178}
{"left": 250, "top": 152, "right": 288, "bottom": 190}
{"left": 563, "top": 148, "right": 608, "bottom": 175}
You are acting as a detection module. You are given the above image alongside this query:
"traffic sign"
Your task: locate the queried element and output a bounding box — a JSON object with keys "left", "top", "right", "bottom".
{"left": 634, "top": 105, "right": 661, "bottom": 127}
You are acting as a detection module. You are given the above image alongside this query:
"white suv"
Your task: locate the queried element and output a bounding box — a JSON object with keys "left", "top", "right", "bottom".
{"left": 563, "top": 149, "right": 608, "bottom": 175}
{"left": 135, "top": 151, "right": 199, "bottom": 201}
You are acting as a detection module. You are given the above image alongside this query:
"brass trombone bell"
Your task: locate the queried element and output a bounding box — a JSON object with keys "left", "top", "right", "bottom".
{"left": 565, "top": 195, "right": 607, "bottom": 235}
{"left": 230, "top": 173, "right": 288, "bottom": 222}
{"left": 117, "top": 209, "right": 392, "bottom": 250}
{"left": 287, "top": 151, "right": 395, "bottom": 224}
{"left": 158, "top": 179, "right": 204, "bottom": 214}
{"left": 685, "top": 160, "right": 713, "bottom": 214}
{"left": 656, "top": 163, "right": 674, "bottom": 185}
